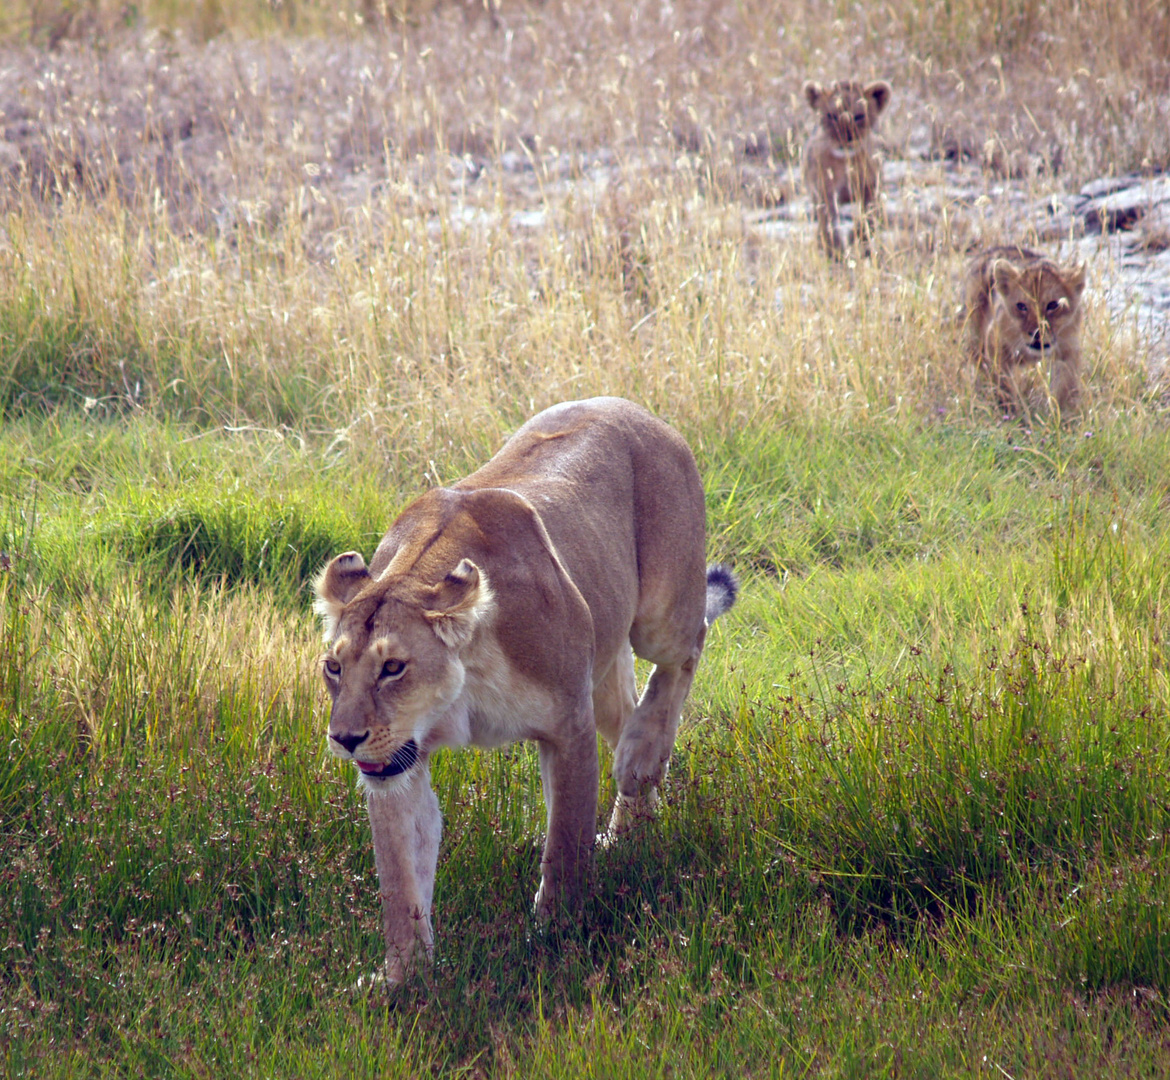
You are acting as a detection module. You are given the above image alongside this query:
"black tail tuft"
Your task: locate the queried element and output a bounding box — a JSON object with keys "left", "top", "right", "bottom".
{"left": 705, "top": 564, "right": 738, "bottom": 624}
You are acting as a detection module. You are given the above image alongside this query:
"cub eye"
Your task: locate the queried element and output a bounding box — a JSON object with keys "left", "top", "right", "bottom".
{"left": 323, "top": 658, "right": 342, "bottom": 679}
{"left": 1046, "top": 300, "right": 1061, "bottom": 313}
{"left": 1016, "top": 301, "right": 1029, "bottom": 313}
{"left": 379, "top": 659, "right": 407, "bottom": 681}
{"left": 853, "top": 111, "right": 866, "bottom": 124}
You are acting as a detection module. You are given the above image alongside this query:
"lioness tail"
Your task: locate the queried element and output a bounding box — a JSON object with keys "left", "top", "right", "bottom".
{"left": 705, "top": 564, "right": 738, "bottom": 624}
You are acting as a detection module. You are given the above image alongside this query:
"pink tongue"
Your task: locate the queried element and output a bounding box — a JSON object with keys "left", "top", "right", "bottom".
{"left": 356, "top": 761, "right": 382, "bottom": 774}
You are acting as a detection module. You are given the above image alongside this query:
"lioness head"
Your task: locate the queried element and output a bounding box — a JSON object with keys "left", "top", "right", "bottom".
{"left": 989, "top": 257, "right": 1086, "bottom": 357}
{"left": 313, "top": 551, "right": 494, "bottom": 789}
{"left": 804, "top": 79, "right": 891, "bottom": 148}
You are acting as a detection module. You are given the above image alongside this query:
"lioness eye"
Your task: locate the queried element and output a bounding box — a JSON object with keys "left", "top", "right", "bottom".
{"left": 1016, "top": 302, "right": 1029, "bottom": 313}
{"left": 854, "top": 111, "right": 866, "bottom": 123}
{"left": 324, "top": 658, "right": 341, "bottom": 678}
{"left": 1046, "top": 300, "right": 1060, "bottom": 313}
{"left": 380, "top": 659, "right": 406, "bottom": 680}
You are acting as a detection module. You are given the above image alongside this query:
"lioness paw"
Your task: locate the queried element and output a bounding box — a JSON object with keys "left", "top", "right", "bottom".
{"left": 613, "top": 735, "right": 670, "bottom": 797}
{"left": 602, "top": 790, "right": 661, "bottom": 845}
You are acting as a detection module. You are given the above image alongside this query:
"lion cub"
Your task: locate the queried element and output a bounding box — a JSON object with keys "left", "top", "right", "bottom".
{"left": 962, "top": 246, "right": 1087, "bottom": 414}
{"left": 802, "top": 79, "right": 891, "bottom": 253}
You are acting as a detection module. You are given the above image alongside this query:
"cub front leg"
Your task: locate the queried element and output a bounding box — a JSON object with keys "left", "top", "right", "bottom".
{"left": 849, "top": 161, "right": 881, "bottom": 255}
{"left": 1049, "top": 356, "right": 1082, "bottom": 414}
{"left": 994, "top": 363, "right": 1029, "bottom": 416}
{"left": 814, "top": 190, "right": 842, "bottom": 253}
{"left": 534, "top": 707, "right": 600, "bottom": 920}
{"left": 365, "top": 765, "right": 442, "bottom": 986}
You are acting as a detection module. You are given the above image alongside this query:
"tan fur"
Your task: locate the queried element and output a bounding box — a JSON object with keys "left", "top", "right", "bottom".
{"left": 313, "top": 398, "right": 736, "bottom": 985}
{"left": 802, "top": 79, "right": 891, "bottom": 254}
{"left": 961, "top": 245, "right": 1087, "bottom": 414}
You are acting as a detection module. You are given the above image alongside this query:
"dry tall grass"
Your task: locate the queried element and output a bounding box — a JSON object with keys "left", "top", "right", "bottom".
{"left": 0, "top": 0, "right": 1165, "bottom": 448}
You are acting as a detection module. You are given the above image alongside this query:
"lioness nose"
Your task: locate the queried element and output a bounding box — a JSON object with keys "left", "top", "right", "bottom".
{"left": 331, "top": 731, "right": 370, "bottom": 755}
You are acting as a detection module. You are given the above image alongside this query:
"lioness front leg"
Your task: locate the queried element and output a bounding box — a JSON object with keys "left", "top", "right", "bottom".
{"left": 534, "top": 710, "right": 600, "bottom": 920}
{"left": 366, "top": 766, "right": 442, "bottom": 986}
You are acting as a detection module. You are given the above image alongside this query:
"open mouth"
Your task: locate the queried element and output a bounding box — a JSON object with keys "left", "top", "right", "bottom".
{"left": 1028, "top": 340, "right": 1052, "bottom": 352}
{"left": 355, "top": 739, "right": 419, "bottom": 779}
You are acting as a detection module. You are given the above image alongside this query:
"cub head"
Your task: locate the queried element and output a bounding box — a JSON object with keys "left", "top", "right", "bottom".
{"left": 312, "top": 551, "right": 494, "bottom": 790}
{"left": 804, "top": 79, "right": 891, "bottom": 147}
{"left": 990, "top": 257, "right": 1086, "bottom": 356}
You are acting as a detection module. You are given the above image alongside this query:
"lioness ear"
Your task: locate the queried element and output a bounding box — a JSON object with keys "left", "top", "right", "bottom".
{"left": 312, "top": 552, "right": 371, "bottom": 639}
{"left": 803, "top": 81, "right": 823, "bottom": 110}
{"left": 866, "top": 80, "right": 892, "bottom": 114}
{"left": 424, "top": 559, "right": 494, "bottom": 650}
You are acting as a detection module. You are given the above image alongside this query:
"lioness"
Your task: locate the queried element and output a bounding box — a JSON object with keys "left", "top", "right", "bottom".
{"left": 313, "top": 397, "right": 737, "bottom": 985}
{"left": 961, "top": 245, "right": 1087, "bottom": 414}
{"left": 802, "top": 79, "right": 892, "bottom": 254}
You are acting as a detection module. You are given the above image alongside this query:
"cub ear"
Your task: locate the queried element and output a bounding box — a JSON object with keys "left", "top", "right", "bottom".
{"left": 424, "top": 559, "right": 495, "bottom": 650}
{"left": 312, "top": 552, "right": 371, "bottom": 639}
{"left": 866, "top": 80, "right": 892, "bottom": 114}
{"left": 1064, "top": 262, "right": 1087, "bottom": 299}
{"left": 803, "top": 81, "right": 824, "bottom": 110}
{"left": 990, "top": 258, "right": 1020, "bottom": 294}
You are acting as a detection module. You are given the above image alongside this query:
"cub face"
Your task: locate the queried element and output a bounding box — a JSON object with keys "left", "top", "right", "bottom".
{"left": 314, "top": 552, "right": 493, "bottom": 790}
{"left": 963, "top": 246, "right": 1087, "bottom": 413}
{"left": 987, "top": 258, "right": 1086, "bottom": 360}
{"left": 804, "top": 79, "right": 891, "bottom": 149}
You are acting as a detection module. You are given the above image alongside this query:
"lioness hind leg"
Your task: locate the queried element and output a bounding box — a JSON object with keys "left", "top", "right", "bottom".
{"left": 593, "top": 647, "right": 637, "bottom": 751}
{"left": 608, "top": 623, "right": 707, "bottom": 837}
{"left": 593, "top": 647, "right": 655, "bottom": 844}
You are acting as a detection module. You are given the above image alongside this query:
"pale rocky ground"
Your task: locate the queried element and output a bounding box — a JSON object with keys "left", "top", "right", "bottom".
{"left": 0, "top": 30, "right": 1167, "bottom": 381}
{"left": 752, "top": 154, "right": 1170, "bottom": 378}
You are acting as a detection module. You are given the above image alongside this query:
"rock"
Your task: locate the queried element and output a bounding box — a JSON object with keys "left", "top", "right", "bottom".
{"left": 1078, "top": 175, "right": 1142, "bottom": 201}
{"left": 1081, "top": 175, "right": 1170, "bottom": 235}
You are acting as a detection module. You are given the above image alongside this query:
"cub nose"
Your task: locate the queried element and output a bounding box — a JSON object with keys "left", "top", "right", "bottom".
{"left": 331, "top": 731, "right": 370, "bottom": 755}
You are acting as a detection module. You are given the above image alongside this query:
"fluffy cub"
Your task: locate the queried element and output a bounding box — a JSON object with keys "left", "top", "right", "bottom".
{"left": 802, "top": 79, "right": 891, "bottom": 254}
{"left": 962, "top": 246, "right": 1087, "bottom": 414}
